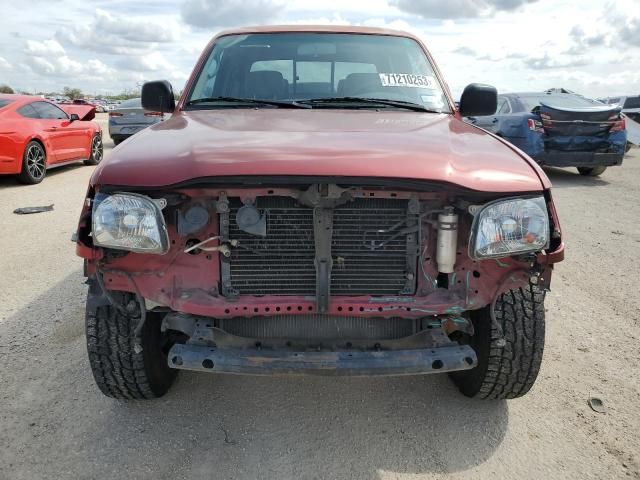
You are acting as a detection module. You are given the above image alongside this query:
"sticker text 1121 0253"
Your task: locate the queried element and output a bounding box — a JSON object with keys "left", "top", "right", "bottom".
{"left": 379, "top": 73, "right": 436, "bottom": 88}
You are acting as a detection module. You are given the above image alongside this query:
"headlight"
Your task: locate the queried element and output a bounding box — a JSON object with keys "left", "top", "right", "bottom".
{"left": 470, "top": 196, "right": 549, "bottom": 259}
{"left": 92, "top": 193, "right": 169, "bottom": 254}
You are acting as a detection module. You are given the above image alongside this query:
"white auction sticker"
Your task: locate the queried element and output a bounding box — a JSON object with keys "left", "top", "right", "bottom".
{"left": 379, "top": 73, "right": 436, "bottom": 88}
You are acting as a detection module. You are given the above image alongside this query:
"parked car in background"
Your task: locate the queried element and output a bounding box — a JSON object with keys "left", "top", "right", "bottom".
{"left": 71, "top": 99, "right": 94, "bottom": 106}
{"left": 0, "top": 94, "right": 103, "bottom": 184}
{"left": 59, "top": 98, "right": 96, "bottom": 107}
{"left": 467, "top": 89, "right": 627, "bottom": 176}
{"left": 76, "top": 25, "right": 564, "bottom": 401}
{"left": 598, "top": 95, "right": 640, "bottom": 148}
{"left": 108, "top": 97, "right": 165, "bottom": 145}
{"left": 93, "top": 100, "right": 108, "bottom": 113}
{"left": 598, "top": 95, "right": 640, "bottom": 122}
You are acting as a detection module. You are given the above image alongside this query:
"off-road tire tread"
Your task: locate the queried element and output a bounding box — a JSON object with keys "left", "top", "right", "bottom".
{"left": 86, "top": 305, "right": 171, "bottom": 399}
{"left": 482, "top": 285, "right": 545, "bottom": 398}
{"left": 452, "top": 284, "right": 545, "bottom": 399}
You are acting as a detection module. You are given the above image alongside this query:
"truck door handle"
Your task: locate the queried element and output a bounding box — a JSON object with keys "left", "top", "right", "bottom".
{"left": 492, "top": 118, "right": 499, "bottom": 124}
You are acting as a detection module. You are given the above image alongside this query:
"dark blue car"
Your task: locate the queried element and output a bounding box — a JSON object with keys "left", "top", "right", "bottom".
{"left": 467, "top": 90, "right": 627, "bottom": 176}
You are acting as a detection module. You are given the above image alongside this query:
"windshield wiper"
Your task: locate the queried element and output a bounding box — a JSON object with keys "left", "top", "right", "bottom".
{"left": 298, "top": 97, "right": 439, "bottom": 112}
{"left": 185, "top": 96, "right": 311, "bottom": 109}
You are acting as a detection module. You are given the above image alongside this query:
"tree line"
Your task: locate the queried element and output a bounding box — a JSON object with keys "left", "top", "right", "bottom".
{"left": 0, "top": 84, "right": 180, "bottom": 100}
{"left": 0, "top": 84, "right": 141, "bottom": 101}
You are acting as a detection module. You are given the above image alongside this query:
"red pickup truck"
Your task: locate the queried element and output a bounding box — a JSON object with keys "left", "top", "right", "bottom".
{"left": 75, "top": 25, "right": 564, "bottom": 400}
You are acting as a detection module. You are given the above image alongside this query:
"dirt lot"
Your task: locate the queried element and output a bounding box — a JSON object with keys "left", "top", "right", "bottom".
{"left": 1, "top": 113, "right": 639, "bottom": 480}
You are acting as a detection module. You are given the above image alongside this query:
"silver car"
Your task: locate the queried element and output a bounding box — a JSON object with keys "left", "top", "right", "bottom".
{"left": 108, "top": 97, "right": 165, "bottom": 145}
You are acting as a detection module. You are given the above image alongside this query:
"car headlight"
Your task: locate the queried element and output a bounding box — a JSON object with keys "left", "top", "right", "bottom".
{"left": 470, "top": 196, "right": 549, "bottom": 259}
{"left": 92, "top": 193, "right": 169, "bottom": 254}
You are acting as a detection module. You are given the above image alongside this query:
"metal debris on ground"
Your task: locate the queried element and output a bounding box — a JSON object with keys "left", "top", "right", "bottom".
{"left": 588, "top": 396, "right": 606, "bottom": 413}
{"left": 220, "top": 425, "right": 237, "bottom": 445}
{"left": 13, "top": 205, "right": 54, "bottom": 215}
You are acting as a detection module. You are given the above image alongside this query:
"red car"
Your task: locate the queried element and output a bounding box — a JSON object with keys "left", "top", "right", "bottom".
{"left": 76, "top": 26, "right": 564, "bottom": 401}
{"left": 0, "top": 94, "right": 103, "bottom": 184}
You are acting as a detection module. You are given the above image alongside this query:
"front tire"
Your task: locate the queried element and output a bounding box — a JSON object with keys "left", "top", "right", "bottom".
{"left": 577, "top": 166, "right": 607, "bottom": 176}
{"left": 86, "top": 293, "right": 177, "bottom": 399}
{"left": 450, "top": 284, "right": 545, "bottom": 399}
{"left": 84, "top": 134, "right": 103, "bottom": 165}
{"left": 18, "top": 141, "right": 47, "bottom": 184}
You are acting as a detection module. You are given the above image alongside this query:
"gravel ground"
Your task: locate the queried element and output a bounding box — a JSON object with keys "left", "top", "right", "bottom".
{"left": 1, "top": 114, "right": 639, "bottom": 480}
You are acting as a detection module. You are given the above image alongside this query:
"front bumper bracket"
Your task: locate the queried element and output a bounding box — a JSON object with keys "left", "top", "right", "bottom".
{"left": 167, "top": 343, "right": 478, "bottom": 376}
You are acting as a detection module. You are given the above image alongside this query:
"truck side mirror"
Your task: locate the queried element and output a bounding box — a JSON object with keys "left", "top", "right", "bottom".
{"left": 142, "top": 80, "right": 176, "bottom": 114}
{"left": 459, "top": 83, "right": 497, "bottom": 117}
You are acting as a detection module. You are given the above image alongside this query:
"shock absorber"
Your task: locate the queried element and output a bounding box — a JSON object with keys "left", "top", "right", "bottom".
{"left": 436, "top": 206, "right": 458, "bottom": 274}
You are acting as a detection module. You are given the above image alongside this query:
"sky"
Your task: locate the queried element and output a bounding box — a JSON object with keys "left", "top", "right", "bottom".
{"left": 0, "top": 0, "right": 638, "bottom": 99}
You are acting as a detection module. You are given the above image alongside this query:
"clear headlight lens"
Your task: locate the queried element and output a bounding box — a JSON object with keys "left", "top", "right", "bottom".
{"left": 471, "top": 196, "right": 549, "bottom": 259}
{"left": 92, "top": 193, "right": 168, "bottom": 254}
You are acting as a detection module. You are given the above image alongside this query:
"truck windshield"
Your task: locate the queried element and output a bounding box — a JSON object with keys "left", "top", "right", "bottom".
{"left": 186, "top": 33, "right": 450, "bottom": 113}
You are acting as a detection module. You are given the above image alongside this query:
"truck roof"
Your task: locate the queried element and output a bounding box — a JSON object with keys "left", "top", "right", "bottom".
{"left": 215, "top": 24, "right": 420, "bottom": 40}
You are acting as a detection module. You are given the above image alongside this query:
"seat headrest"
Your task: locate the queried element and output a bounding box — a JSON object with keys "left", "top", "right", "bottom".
{"left": 245, "top": 71, "right": 287, "bottom": 99}
{"left": 338, "top": 73, "right": 382, "bottom": 97}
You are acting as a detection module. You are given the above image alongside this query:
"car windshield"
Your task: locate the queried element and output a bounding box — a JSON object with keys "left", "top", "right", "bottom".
{"left": 519, "top": 94, "right": 600, "bottom": 111}
{"left": 186, "top": 32, "right": 450, "bottom": 113}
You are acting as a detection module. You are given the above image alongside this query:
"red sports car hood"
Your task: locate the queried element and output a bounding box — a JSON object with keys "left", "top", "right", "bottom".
{"left": 92, "top": 109, "right": 547, "bottom": 192}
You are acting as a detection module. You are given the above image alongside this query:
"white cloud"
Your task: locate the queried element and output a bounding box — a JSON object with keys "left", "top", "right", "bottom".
{"left": 181, "top": 0, "right": 284, "bottom": 28}
{"left": 117, "top": 52, "right": 173, "bottom": 72}
{"left": 601, "top": 0, "right": 640, "bottom": 46}
{"left": 93, "top": 9, "right": 174, "bottom": 43}
{"left": 0, "top": 57, "right": 12, "bottom": 71}
{"left": 286, "top": 14, "right": 351, "bottom": 26}
{"left": 523, "top": 53, "right": 590, "bottom": 70}
{"left": 361, "top": 18, "right": 424, "bottom": 36}
{"left": 25, "top": 55, "right": 83, "bottom": 77}
{"left": 23, "top": 54, "right": 115, "bottom": 81}
{"left": 390, "top": 0, "right": 538, "bottom": 19}
{"left": 25, "top": 39, "right": 66, "bottom": 57}
{"left": 87, "top": 59, "right": 113, "bottom": 76}
{"left": 56, "top": 9, "right": 176, "bottom": 55}
{"left": 0, "top": 0, "right": 638, "bottom": 99}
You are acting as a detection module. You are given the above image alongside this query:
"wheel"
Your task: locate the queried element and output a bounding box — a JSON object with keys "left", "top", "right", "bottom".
{"left": 17, "top": 140, "right": 47, "bottom": 184}
{"left": 84, "top": 134, "right": 103, "bottom": 165}
{"left": 625, "top": 142, "right": 632, "bottom": 153}
{"left": 577, "top": 166, "right": 607, "bottom": 176}
{"left": 85, "top": 292, "right": 177, "bottom": 399}
{"left": 450, "top": 284, "right": 545, "bottom": 399}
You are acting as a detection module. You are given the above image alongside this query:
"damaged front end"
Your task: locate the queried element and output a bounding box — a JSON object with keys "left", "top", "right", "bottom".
{"left": 76, "top": 178, "right": 563, "bottom": 376}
